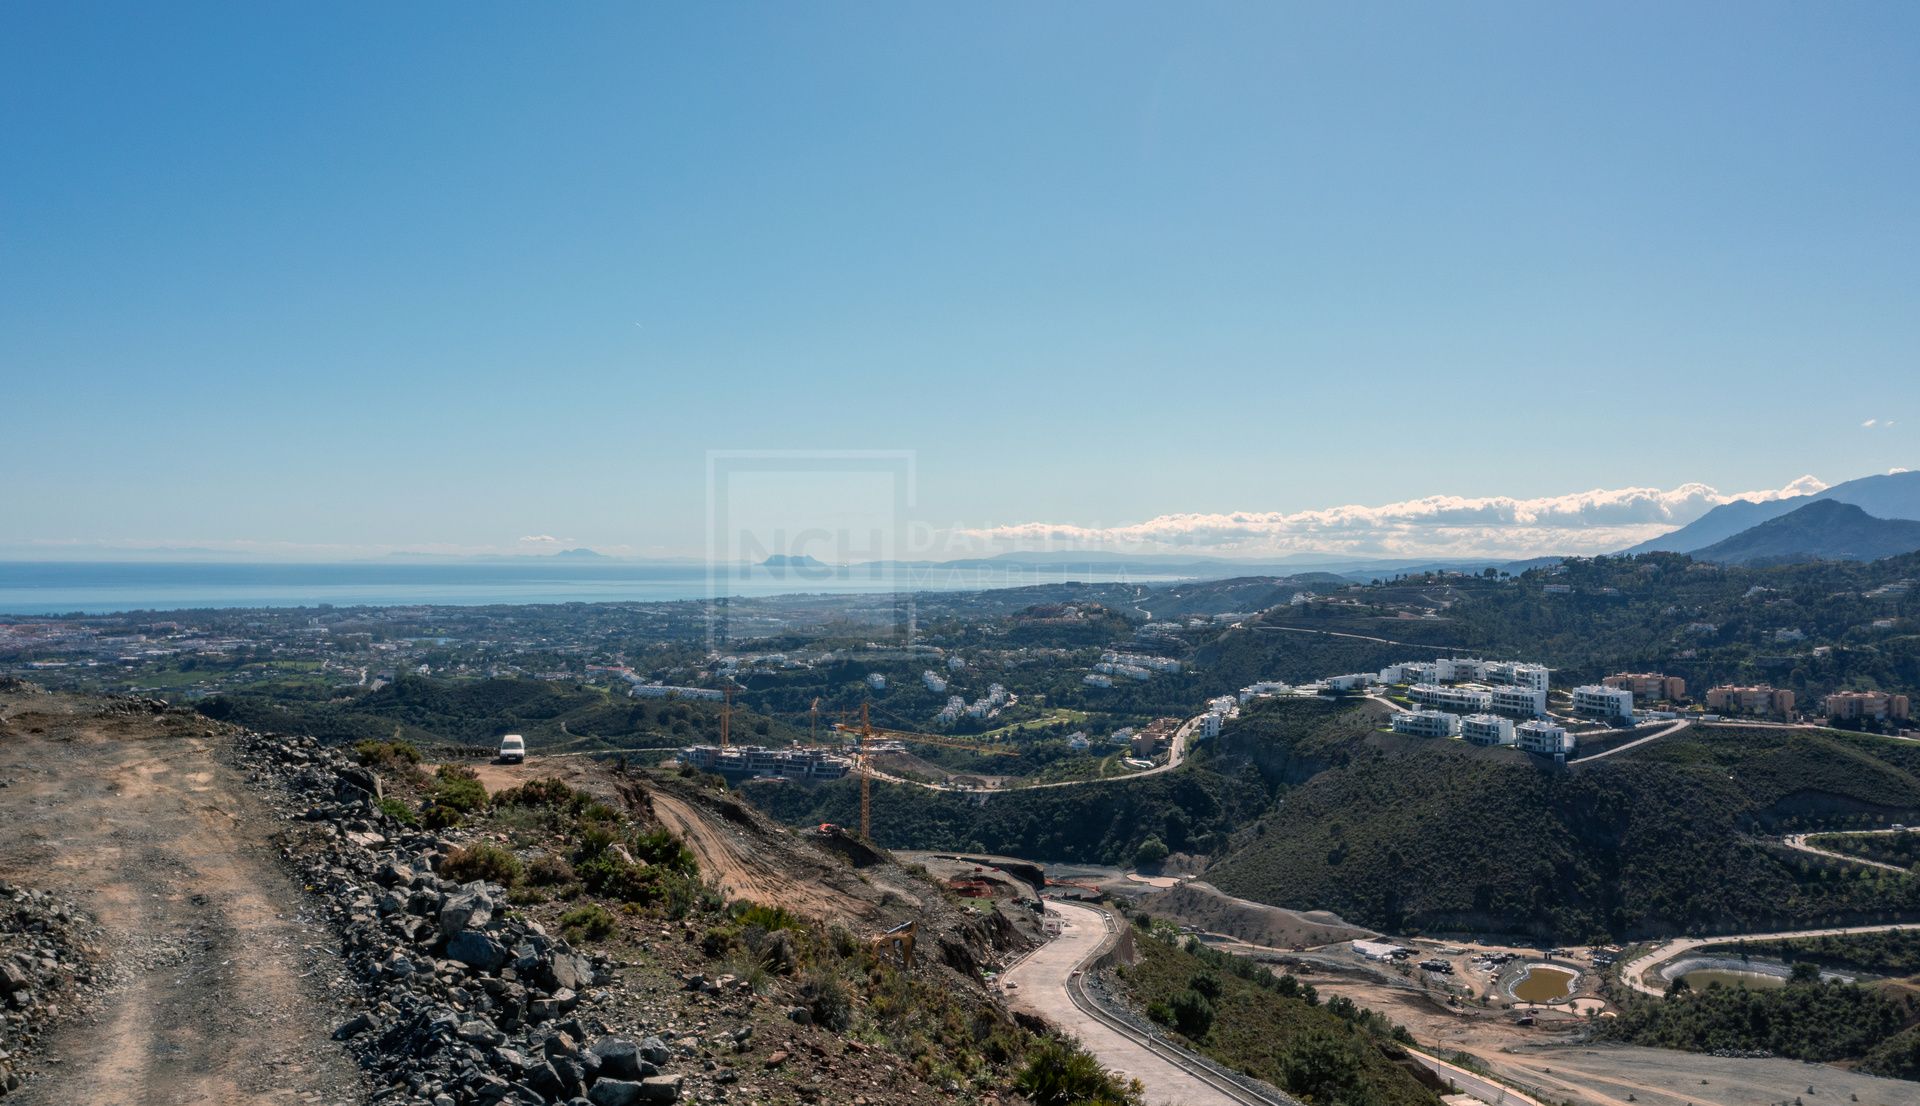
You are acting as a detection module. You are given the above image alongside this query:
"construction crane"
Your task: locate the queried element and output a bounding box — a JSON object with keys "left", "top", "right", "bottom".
{"left": 833, "top": 703, "right": 1019, "bottom": 839}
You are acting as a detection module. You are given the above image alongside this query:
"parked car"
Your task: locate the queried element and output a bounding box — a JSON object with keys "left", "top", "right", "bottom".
{"left": 498, "top": 733, "right": 526, "bottom": 764}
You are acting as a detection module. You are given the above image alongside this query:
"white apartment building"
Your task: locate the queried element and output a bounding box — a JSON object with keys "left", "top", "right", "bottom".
{"left": 1484, "top": 661, "right": 1551, "bottom": 692}
{"left": 1327, "top": 673, "right": 1373, "bottom": 692}
{"left": 1083, "top": 674, "right": 1114, "bottom": 688}
{"left": 1434, "top": 657, "right": 1486, "bottom": 682}
{"left": 1239, "top": 680, "right": 1290, "bottom": 703}
{"left": 1488, "top": 685, "right": 1548, "bottom": 719}
{"left": 1410, "top": 683, "right": 1492, "bottom": 713}
{"left": 922, "top": 670, "right": 947, "bottom": 694}
{"left": 1201, "top": 711, "right": 1223, "bottom": 738}
{"left": 1459, "top": 714, "right": 1515, "bottom": 746}
{"left": 1392, "top": 709, "right": 1461, "bottom": 738}
{"left": 1571, "top": 684, "right": 1635, "bottom": 725}
{"left": 866, "top": 673, "right": 887, "bottom": 690}
{"left": 1517, "top": 720, "right": 1575, "bottom": 757}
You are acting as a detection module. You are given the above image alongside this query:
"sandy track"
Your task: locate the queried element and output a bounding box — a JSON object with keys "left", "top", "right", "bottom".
{"left": 648, "top": 790, "right": 882, "bottom": 921}
{"left": 0, "top": 695, "right": 362, "bottom": 1105}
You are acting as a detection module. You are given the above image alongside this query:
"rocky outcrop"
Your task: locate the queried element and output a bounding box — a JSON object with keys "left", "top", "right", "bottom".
{"left": 232, "top": 730, "right": 687, "bottom": 1106}
{"left": 0, "top": 882, "right": 100, "bottom": 1097}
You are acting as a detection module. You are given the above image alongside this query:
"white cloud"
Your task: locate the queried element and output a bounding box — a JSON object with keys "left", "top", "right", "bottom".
{"left": 517, "top": 534, "right": 566, "bottom": 545}
{"left": 1864, "top": 419, "right": 1880, "bottom": 428}
{"left": 951, "top": 476, "right": 1828, "bottom": 560}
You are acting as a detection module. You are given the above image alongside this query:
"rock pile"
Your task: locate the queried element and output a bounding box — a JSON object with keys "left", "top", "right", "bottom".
{"left": 0, "top": 882, "right": 100, "bottom": 1097}
{"left": 232, "top": 730, "right": 687, "bottom": 1106}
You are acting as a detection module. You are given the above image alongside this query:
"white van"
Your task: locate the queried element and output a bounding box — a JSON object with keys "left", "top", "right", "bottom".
{"left": 498, "top": 734, "right": 526, "bottom": 764}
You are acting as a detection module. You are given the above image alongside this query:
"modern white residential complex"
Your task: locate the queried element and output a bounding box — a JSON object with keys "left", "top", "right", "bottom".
{"left": 1460, "top": 714, "right": 1516, "bottom": 746}
{"left": 1392, "top": 709, "right": 1461, "bottom": 738}
{"left": 1433, "top": 657, "right": 1486, "bottom": 682}
{"left": 1516, "top": 720, "right": 1575, "bottom": 757}
{"left": 1571, "top": 684, "right": 1636, "bottom": 725}
{"left": 1410, "top": 683, "right": 1492, "bottom": 713}
{"left": 1484, "top": 661, "right": 1551, "bottom": 692}
{"left": 1488, "top": 685, "right": 1549, "bottom": 719}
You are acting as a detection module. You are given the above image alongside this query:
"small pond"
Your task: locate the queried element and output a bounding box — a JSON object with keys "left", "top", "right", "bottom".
{"left": 1511, "top": 965, "right": 1576, "bottom": 1002}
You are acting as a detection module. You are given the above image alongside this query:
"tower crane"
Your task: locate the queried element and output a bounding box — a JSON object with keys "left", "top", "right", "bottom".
{"left": 832, "top": 703, "right": 1019, "bottom": 839}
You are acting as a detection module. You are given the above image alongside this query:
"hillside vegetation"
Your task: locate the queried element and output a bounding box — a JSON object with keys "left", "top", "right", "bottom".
{"left": 1200, "top": 716, "right": 1920, "bottom": 942}
{"left": 198, "top": 672, "right": 801, "bottom": 751}
{"left": 1112, "top": 924, "right": 1439, "bottom": 1106}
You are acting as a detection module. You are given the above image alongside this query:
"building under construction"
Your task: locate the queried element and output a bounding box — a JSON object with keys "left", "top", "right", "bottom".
{"left": 681, "top": 744, "right": 853, "bottom": 780}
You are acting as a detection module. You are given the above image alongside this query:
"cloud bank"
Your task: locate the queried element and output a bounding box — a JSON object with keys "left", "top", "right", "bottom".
{"left": 953, "top": 476, "right": 1828, "bottom": 560}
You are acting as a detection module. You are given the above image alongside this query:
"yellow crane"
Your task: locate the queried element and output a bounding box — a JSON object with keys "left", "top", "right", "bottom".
{"left": 833, "top": 703, "right": 1019, "bottom": 839}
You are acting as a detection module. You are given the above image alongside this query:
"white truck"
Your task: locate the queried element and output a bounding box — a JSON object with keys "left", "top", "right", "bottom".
{"left": 497, "top": 733, "right": 526, "bottom": 764}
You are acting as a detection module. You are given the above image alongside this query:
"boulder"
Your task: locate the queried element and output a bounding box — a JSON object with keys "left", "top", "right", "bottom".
{"left": 447, "top": 930, "right": 509, "bottom": 972}
{"left": 588, "top": 1079, "right": 647, "bottom": 1106}
{"left": 640, "top": 1074, "right": 684, "bottom": 1103}
{"left": 439, "top": 883, "right": 495, "bottom": 938}
{"left": 590, "top": 1036, "right": 654, "bottom": 1080}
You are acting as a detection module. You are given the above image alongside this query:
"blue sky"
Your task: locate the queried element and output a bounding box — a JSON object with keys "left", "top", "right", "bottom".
{"left": 3, "top": 3, "right": 1915, "bottom": 560}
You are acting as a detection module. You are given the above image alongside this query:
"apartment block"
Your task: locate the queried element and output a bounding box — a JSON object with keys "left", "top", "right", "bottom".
{"left": 1391, "top": 709, "right": 1461, "bottom": 738}
{"left": 1824, "top": 690, "right": 1910, "bottom": 723}
{"left": 1516, "top": 720, "right": 1574, "bottom": 757}
{"left": 1705, "top": 685, "right": 1797, "bottom": 718}
{"left": 1460, "top": 714, "right": 1516, "bottom": 746}
{"left": 1411, "top": 683, "right": 1493, "bottom": 713}
{"left": 1571, "top": 684, "right": 1636, "bottom": 724}
{"left": 1488, "top": 685, "right": 1548, "bottom": 719}
{"left": 1602, "top": 672, "right": 1686, "bottom": 702}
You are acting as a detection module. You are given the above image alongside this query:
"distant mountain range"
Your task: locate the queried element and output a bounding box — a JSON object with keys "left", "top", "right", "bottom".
{"left": 1622, "top": 470, "right": 1920, "bottom": 556}
{"left": 1687, "top": 499, "right": 1920, "bottom": 565}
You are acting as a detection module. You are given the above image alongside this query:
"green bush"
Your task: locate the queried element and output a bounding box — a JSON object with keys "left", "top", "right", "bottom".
{"left": 375, "top": 797, "right": 418, "bottom": 826}
{"left": 526, "top": 852, "right": 575, "bottom": 886}
{"left": 1014, "top": 1038, "right": 1135, "bottom": 1106}
{"left": 801, "top": 972, "right": 853, "bottom": 1031}
{"left": 441, "top": 842, "right": 523, "bottom": 887}
{"left": 432, "top": 764, "right": 488, "bottom": 813}
{"left": 353, "top": 739, "right": 421, "bottom": 771}
{"left": 423, "top": 803, "right": 463, "bottom": 830}
{"left": 629, "top": 827, "right": 699, "bottom": 875}
{"left": 560, "top": 903, "right": 616, "bottom": 943}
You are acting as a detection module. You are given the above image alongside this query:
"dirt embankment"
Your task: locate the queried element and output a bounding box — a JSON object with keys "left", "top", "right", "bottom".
{"left": 0, "top": 688, "right": 364, "bottom": 1105}
{"left": 1137, "top": 880, "right": 1370, "bottom": 949}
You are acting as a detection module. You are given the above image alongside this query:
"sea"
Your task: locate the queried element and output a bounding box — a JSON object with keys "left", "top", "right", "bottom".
{"left": 0, "top": 561, "right": 1189, "bottom": 617}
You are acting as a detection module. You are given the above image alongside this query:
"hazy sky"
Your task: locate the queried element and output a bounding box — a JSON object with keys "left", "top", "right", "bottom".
{"left": 4, "top": 3, "right": 1916, "bottom": 560}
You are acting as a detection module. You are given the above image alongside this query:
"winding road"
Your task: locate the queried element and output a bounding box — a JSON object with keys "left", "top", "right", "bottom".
{"left": 1000, "top": 901, "right": 1293, "bottom": 1106}
{"left": 1782, "top": 829, "right": 1915, "bottom": 874}
{"left": 1619, "top": 922, "right": 1919, "bottom": 997}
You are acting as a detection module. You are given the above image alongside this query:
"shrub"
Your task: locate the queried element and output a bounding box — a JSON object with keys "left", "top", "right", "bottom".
{"left": 353, "top": 739, "right": 421, "bottom": 771}
{"left": 376, "top": 797, "right": 419, "bottom": 826}
{"left": 801, "top": 972, "right": 853, "bottom": 1031}
{"left": 526, "top": 852, "right": 575, "bottom": 887}
{"left": 432, "top": 765, "right": 488, "bottom": 813}
{"left": 493, "top": 777, "right": 577, "bottom": 808}
{"left": 442, "top": 842, "right": 523, "bottom": 887}
{"left": 629, "top": 827, "right": 699, "bottom": 875}
{"left": 1014, "top": 1038, "right": 1134, "bottom": 1106}
{"left": 1169, "top": 989, "right": 1215, "bottom": 1039}
{"left": 423, "top": 803, "right": 463, "bottom": 830}
{"left": 560, "top": 903, "right": 616, "bottom": 943}
{"left": 731, "top": 901, "right": 803, "bottom": 932}
{"left": 1133, "top": 835, "right": 1170, "bottom": 868}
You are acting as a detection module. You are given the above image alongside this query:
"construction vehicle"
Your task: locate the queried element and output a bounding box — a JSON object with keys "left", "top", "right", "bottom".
{"left": 869, "top": 919, "right": 917, "bottom": 968}
{"left": 832, "top": 703, "right": 1019, "bottom": 839}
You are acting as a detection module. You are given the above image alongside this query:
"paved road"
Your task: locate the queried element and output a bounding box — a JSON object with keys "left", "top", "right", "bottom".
{"left": 1406, "top": 1049, "right": 1547, "bottom": 1106}
{"left": 1253, "top": 624, "right": 1471, "bottom": 651}
{"left": 861, "top": 712, "right": 1204, "bottom": 795}
{"left": 1566, "top": 720, "right": 1690, "bottom": 764}
{"left": 1620, "top": 923, "right": 1919, "bottom": 997}
{"left": 1001, "top": 901, "right": 1256, "bottom": 1106}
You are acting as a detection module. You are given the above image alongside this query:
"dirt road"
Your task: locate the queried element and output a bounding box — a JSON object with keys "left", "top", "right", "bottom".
{"left": 0, "top": 693, "right": 362, "bottom": 1105}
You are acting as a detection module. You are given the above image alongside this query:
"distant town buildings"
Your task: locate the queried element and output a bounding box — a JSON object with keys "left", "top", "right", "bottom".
{"left": 1603, "top": 673, "right": 1687, "bottom": 703}
{"left": 1239, "top": 680, "right": 1290, "bottom": 703}
{"left": 1706, "top": 684, "right": 1797, "bottom": 719}
{"left": 682, "top": 744, "right": 851, "bottom": 780}
{"left": 1570, "top": 684, "right": 1636, "bottom": 725}
{"left": 1483, "top": 661, "right": 1551, "bottom": 692}
{"left": 1824, "top": 690, "right": 1910, "bottom": 723}
{"left": 866, "top": 673, "right": 887, "bottom": 690}
{"left": 922, "top": 670, "right": 947, "bottom": 693}
{"left": 1129, "top": 717, "right": 1184, "bottom": 760}
{"left": 629, "top": 683, "right": 726, "bottom": 701}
